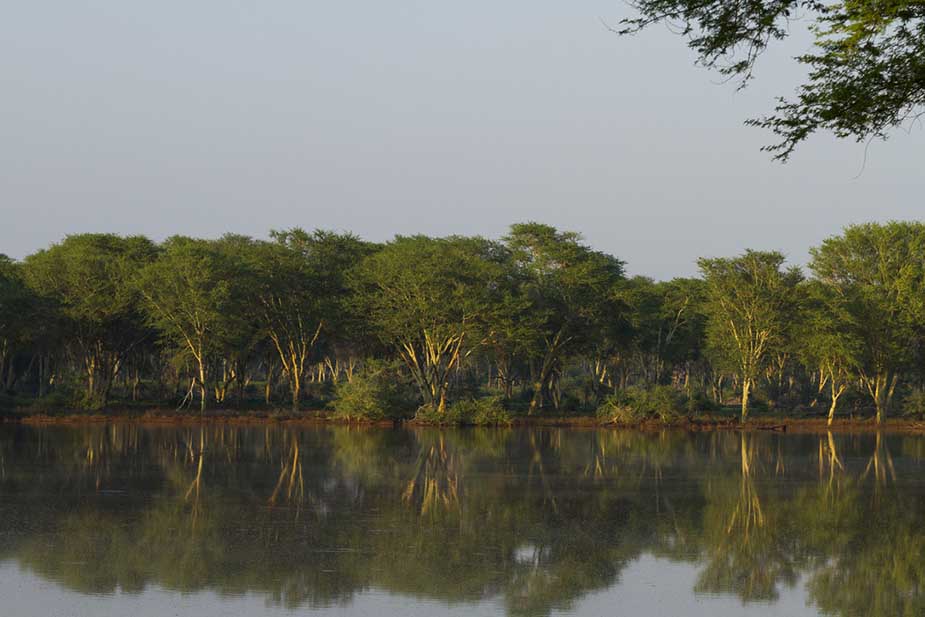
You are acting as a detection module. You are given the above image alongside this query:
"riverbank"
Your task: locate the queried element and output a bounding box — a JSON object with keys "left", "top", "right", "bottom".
{"left": 5, "top": 407, "right": 925, "bottom": 434}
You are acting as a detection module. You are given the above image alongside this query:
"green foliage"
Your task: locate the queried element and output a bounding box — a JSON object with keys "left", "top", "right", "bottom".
{"left": 21, "top": 235, "right": 157, "bottom": 407}
{"left": 699, "top": 250, "right": 802, "bottom": 418}
{"left": 410, "top": 400, "right": 514, "bottom": 426}
{"left": 620, "top": 1, "right": 925, "bottom": 160}
{"left": 901, "top": 389, "right": 925, "bottom": 419}
{"left": 349, "top": 235, "right": 504, "bottom": 410}
{"left": 135, "top": 236, "right": 257, "bottom": 412}
{"left": 686, "top": 389, "right": 720, "bottom": 414}
{"left": 0, "top": 256, "right": 40, "bottom": 396}
{"left": 597, "top": 386, "right": 686, "bottom": 424}
{"left": 331, "top": 362, "right": 417, "bottom": 421}
{"left": 6, "top": 221, "right": 925, "bottom": 424}
{"left": 445, "top": 396, "right": 514, "bottom": 426}
{"left": 809, "top": 222, "right": 925, "bottom": 420}
{"left": 620, "top": 276, "right": 707, "bottom": 386}
{"left": 504, "top": 222, "right": 628, "bottom": 411}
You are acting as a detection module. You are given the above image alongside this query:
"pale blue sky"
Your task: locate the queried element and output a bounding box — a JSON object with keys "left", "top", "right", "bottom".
{"left": 2, "top": 1, "right": 922, "bottom": 279}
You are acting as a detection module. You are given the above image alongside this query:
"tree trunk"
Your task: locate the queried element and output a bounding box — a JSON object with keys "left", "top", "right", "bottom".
{"left": 740, "top": 378, "right": 751, "bottom": 421}
{"left": 529, "top": 331, "right": 567, "bottom": 415}
{"left": 291, "top": 370, "right": 301, "bottom": 412}
{"left": 863, "top": 371, "right": 898, "bottom": 424}
{"left": 827, "top": 381, "right": 846, "bottom": 426}
{"left": 827, "top": 396, "right": 838, "bottom": 426}
{"left": 132, "top": 369, "right": 140, "bottom": 402}
{"left": 198, "top": 359, "right": 207, "bottom": 414}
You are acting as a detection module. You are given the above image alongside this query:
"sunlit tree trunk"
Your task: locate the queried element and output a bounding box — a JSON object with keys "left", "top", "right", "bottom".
{"left": 400, "top": 328, "right": 469, "bottom": 413}
{"left": 266, "top": 320, "right": 322, "bottom": 413}
{"left": 860, "top": 370, "right": 898, "bottom": 424}
{"left": 740, "top": 377, "right": 751, "bottom": 421}
{"left": 198, "top": 358, "right": 207, "bottom": 414}
{"left": 827, "top": 382, "right": 846, "bottom": 426}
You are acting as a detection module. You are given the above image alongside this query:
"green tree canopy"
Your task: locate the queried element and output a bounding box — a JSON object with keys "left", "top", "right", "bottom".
{"left": 699, "top": 250, "right": 802, "bottom": 419}
{"left": 0, "top": 256, "right": 38, "bottom": 393}
{"left": 795, "top": 280, "right": 861, "bottom": 424}
{"left": 135, "top": 236, "right": 252, "bottom": 413}
{"left": 809, "top": 221, "right": 925, "bottom": 421}
{"left": 349, "top": 235, "right": 504, "bottom": 412}
{"left": 22, "top": 234, "right": 157, "bottom": 407}
{"left": 504, "top": 223, "right": 627, "bottom": 412}
{"left": 247, "top": 229, "right": 374, "bottom": 410}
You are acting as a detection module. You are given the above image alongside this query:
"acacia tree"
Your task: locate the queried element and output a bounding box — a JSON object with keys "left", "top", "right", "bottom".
{"left": 0, "top": 256, "right": 36, "bottom": 393}
{"left": 699, "top": 250, "right": 801, "bottom": 420}
{"left": 620, "top": 1, "right": 925, "bottom": 160}
{"left": 472, "top": 250, "right": 537, "bottom": 400}
{"left": 504, "top": 223, "right": 626, "bottom": 413}
{"left": 22, "top": 234, "right": 156, "bottom": 407}
{"left": 796, "top": 280, "right": 860, "bottom": 425}
{"left": 809, "top": 222, "right": 924, "bottom": 422}
{"left": 620, "top": 276, "right": 704, "bottom": 389}
{"left": 249, "top": 229, "right": 372, "bottom": 411}
{"left": 135, "top": 236, "right": 251, "bottom": 413}
{"left": 210, "top": 235, "right": 263, "bottom": 404}
{"left": 350, "top": 235, "right": 501, "bottom": 413}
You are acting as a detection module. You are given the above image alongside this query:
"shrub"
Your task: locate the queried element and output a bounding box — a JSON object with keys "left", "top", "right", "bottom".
{"left": 902, "top": 389, "right": 925, "bottom": 419}
{"left": 414, "top": 395, "right": 513, "bottom": 426}
{"left": 330, "top": 361, "right": 417, "bottom": 421}
{"left": 685, "top": 389, "right": 720, "bottom": 414}
{"left": 450, "top": 396, "right": 513, "bottom": 426}
{"left": 597, "top": 386, "right": 686, "bottom": 424}
{"left": 23, "top": 390, "right": 75, "bottom": 413}
{"left": 412, "top": 404, "right": 460, "bottom": 425}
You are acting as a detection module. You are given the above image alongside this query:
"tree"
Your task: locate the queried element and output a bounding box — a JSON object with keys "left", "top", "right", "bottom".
{"left": 795, "top": 280, "right": 860, "bottom": 425}
{"left": 621, "top": 276, "right": 704, "bottom": 390}
{"left": 504, "top": 223, "right": 626, "bottom": 412}
{"left": 699, "top": 250, "right": 801, "bottom": 420}
{"left": 478, "top": 250, "right": 539, "bottom": 400}
{"left": 249, "top": 229, "right": 373, "bottom": 411}
{"left": 809, "top": 222, "right": 925, "bottom": 422}
{"left": 350, "top": 236, "right": 502, "bottom": 413}
{"left": 619, "top": 1, "right": 925, "bottom": 160}
{"left": 22, "top": 235, "right": 156, "bottom": 407}
{"left": 135, "top": 236, "right": 251, "bottom": 413}
{"left": 0, "top": 256, "right": 37, "bottom": 394}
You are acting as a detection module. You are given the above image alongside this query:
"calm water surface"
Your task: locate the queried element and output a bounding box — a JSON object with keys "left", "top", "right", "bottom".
{"left": 1, "top": 425, "right": 923, "bottom": 617}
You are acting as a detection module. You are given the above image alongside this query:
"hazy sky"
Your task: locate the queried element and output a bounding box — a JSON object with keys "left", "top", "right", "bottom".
{"left": 2, "top": 1, "right": 922, "bottom": 279}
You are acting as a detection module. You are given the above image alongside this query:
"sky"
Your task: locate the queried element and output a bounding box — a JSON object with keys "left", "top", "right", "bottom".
{"left": 2, "top": 1, "right": 922, "bottom": 279}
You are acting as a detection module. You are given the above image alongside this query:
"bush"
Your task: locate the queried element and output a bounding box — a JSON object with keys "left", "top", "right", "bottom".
{"left": 414, "top": 396, "right": 513, "bottom": 426}
{"left": 597, "top": 386, "right": 686, "bottom": 424}
{"left": 685, "top": 389, "right": 720, "bottom": 414}
{"left": 23, "top": 390, "right": 76, "bottom": 413}
{"left": 330, "top": 361, "right": 417, "bottom": 421}
{"left": 450, "top": 396, "right": 513, "bottom": 426}
{"left": 902, "top": 389, "right": 925, "bottom": 419}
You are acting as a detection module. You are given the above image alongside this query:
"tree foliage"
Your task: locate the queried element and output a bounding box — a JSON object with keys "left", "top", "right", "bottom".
{"left": 620, "top": 1, "right": 925, "bottom": 160}
{"left": 1, "top": 221, "right": 924, "bottom": 423}
{"left": 22, "top": 234, "right": 157, "bottom": 407}
{"left": 699, "top": 250, "right": 802, "bottom": 418}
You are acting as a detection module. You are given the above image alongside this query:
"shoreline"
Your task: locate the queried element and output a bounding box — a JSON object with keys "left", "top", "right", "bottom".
{"left": 4, "top": 408, "right": 925, "bottom": 434}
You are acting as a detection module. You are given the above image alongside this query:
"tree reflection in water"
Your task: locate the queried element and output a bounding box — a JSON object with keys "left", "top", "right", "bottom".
{"left": 1, "top": 425, "right": 925, "bottom": 616}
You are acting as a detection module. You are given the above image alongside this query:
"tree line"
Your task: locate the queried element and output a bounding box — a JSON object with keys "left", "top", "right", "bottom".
{"left": 1, "top": 221, "right": 924, "bottom": 423}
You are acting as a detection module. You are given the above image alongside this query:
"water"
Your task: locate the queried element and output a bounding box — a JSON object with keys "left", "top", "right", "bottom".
{"left": 0, "top": 425, "right": 922, "bottom": 617}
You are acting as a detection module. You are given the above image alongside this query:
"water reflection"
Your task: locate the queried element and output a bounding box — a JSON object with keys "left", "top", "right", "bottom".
{"left": 1, "top": 425, "right": 924, "bottom": 616}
